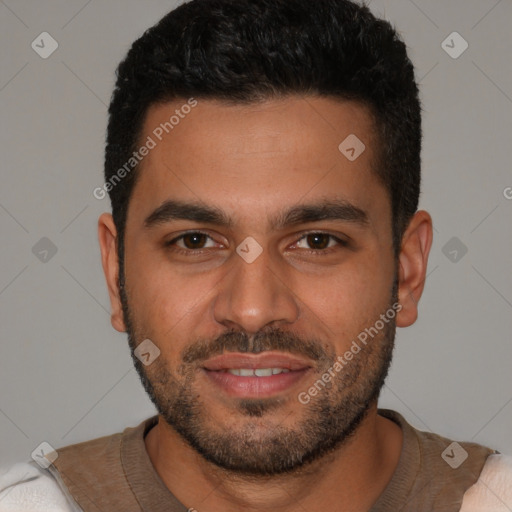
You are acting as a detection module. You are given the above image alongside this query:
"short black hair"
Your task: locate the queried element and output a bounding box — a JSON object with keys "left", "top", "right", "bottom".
{"left": 105, "top": 0, "right": 421, "bottom": 272}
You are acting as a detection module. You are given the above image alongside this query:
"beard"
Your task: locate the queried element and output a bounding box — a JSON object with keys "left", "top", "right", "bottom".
{"left": 120, "top": 275, "right": 398, "bottom": 477}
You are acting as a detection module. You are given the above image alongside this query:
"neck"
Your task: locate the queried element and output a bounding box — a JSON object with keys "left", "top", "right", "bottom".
{"left": 145, "top": 405, "right": 403, "bottom": 512}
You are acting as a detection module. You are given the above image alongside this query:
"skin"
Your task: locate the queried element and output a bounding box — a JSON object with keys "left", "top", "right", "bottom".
{"left": 98, "top": 95, "right": 433, "bottom": 511}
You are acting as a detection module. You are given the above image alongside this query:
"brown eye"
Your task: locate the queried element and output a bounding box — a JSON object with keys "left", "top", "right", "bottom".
{"left": 166, "top": 231, "right": 218, "bottom": 253}
{"left": 181, "top": 232, "right": 209, "bottom": 249}
{"left": 295, "top": 233, "right": 347, "bottom": 252}
{"left": 305, "top": 233, "right": 331, "bottom": 250}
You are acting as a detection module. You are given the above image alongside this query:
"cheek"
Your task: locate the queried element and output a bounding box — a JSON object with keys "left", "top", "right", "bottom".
{"left": 296, "top": 255, "right": 393, "bottom": 346}
{"left": 123, "top": 251, "right": 215, "bottom": 356}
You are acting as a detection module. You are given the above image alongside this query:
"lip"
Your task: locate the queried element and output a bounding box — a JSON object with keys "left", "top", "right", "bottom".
{"left": 202, "top": 351, "right": 313, "bottom": 398}
{"left": 202, "top": 352, "right": 313, "bottom": 371}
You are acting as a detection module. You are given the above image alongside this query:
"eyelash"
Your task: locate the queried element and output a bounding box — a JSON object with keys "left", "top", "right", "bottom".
{"left": 164, "top": 231, "right": 349, "bottom": 257}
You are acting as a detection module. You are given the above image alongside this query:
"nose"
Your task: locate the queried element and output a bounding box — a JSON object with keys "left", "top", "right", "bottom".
{"left": 212, "top": 245, "right": 300, "bottom": 334}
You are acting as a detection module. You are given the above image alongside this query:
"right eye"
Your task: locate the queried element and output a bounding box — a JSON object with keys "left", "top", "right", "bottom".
{"left": 165, "top": 231, "right": 223, "bottom": 255}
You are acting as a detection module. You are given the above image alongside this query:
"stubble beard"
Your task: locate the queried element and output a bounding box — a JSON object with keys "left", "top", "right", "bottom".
{"left": 120, "top": 278, "right": 397, "bottom": 476}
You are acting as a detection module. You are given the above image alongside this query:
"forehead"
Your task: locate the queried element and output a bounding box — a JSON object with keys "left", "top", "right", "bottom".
{"left": 127, "top": 96, "right": 388, "bottom": 231}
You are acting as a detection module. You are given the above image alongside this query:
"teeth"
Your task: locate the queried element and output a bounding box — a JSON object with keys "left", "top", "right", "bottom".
{"left": 273, "top": 368, "right": 290, "bottom": 375}
{"left": 226, "top": 368, "right": 291, "bottom": 377}
{"left": 255, "top": 368, "right": 273, "bottom": 377}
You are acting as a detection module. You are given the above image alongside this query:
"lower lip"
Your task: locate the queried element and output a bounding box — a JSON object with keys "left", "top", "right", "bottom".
{"left": 203, "top": 369, "right": 310, "bottom": 398}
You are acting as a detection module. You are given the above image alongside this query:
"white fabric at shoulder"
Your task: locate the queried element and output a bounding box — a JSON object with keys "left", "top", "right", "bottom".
{"left": 0, "top": 461, "right": 77, "bottom": 512}
{"left": 459, "top": 454, "right": 512, "bottom": 512}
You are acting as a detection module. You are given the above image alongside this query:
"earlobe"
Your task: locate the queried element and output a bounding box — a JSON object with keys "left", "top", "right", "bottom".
{"left": 98, "top": 213, "right": 127, "bottom": 332}
{"left": 396, "top": 210, "right": 433, "bottom": 328}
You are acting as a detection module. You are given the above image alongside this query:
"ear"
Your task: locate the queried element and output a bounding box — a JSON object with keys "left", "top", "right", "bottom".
{"left": 98, "top": 213, "right": 126, "bottom": 332}
{"left": 396, "top": 210, "right": 433, "bottom": 328}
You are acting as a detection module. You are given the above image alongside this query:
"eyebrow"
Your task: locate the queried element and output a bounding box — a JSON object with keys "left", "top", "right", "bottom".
{"left": 144, "top": 199, "right": 369, "bottom": 230}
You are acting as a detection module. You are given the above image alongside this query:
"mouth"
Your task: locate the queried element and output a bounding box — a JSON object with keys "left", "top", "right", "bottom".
{"left": 201, "top": 352, "right": 313, "bottom": 398}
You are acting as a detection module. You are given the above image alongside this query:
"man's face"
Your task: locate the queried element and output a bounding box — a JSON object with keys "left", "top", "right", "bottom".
{"left": 119, "top": 96, "right": 398, "bottom": 475}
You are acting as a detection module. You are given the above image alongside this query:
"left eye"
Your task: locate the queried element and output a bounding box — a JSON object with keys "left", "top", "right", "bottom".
{"left": 294, "top": 233, "right": 347, "bottom": 251}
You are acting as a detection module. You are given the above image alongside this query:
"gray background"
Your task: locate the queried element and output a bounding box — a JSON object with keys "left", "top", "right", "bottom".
{"left": 1, "top": 0, "right": 511, "bottom": 469}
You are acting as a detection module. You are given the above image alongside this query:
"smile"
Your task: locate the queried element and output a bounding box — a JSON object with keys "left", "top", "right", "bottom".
{"left": 224, "top": 368, "right": 291, "bottom": 376}
{"left": 202, "top": 352, "right": 313, "bottom": 398}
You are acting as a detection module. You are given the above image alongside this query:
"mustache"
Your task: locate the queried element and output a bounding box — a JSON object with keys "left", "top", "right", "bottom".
{"left": 181, "top": 327, "right": 332, "bottom": 366}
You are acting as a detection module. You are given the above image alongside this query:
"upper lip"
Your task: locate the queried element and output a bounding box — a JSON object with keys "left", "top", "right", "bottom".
{"left": 202, "top": 352, "right": 314, "bottom": 371}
